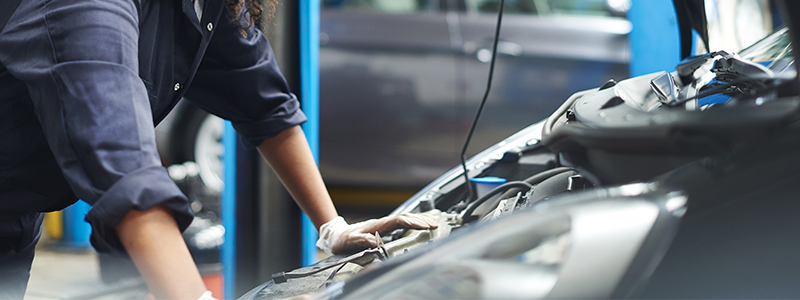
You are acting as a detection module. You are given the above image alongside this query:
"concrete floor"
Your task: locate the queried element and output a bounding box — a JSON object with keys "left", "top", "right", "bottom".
{"left": 24, "top": 248, "right": 149, "bottom": 300}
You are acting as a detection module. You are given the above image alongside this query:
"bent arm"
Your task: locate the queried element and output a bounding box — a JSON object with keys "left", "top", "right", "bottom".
{"left": 116, "top": 205, "right": 207, "bottom": 300}
{"left": 256, "top": 125, "right": 338, "bottom": 230}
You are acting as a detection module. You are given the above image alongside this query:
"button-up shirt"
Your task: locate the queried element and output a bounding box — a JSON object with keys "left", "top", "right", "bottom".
{"left": 0, "top": 0, "right": 306, "bottom": 252}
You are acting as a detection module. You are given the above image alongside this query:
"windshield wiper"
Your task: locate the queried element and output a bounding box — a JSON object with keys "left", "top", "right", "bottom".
{"left": 676, "top": 51, "right": 731, "bottom": 83}
{"left": 667, "top": 51, "right": 783, "bottom": 107}
{"left": 673, "top": 75, "right": 786, "bottom": 106}
{"left": 712, "top": 55, "right": 775, "bottom": 84}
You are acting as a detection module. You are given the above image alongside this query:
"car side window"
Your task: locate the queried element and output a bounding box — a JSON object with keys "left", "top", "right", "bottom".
{"left": 465, "top": 0, "right": 626, "bottom": 17}
{"left": 465, "top": 0, "right": 539, "bottom": 15}
{"left": 323, "top": 0, "right": 432, "bottom": 14}
{"left": 544, "top": 0, "right": 618, "bottom": 17}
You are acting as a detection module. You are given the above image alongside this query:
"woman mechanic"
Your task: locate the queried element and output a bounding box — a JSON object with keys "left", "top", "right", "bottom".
{"left": 0, "top": 0, "right": 437, "bottom": 298}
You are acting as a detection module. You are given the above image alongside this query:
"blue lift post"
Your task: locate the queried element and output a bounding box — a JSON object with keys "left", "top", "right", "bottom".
{"left": 222, "top": 1, "right": 320, "bottom": 297}
{"left": 299, "top": 0, "right": 321, "bottom": 268}
{"left": 628, "top": 0, "right": 682, "bottom": 76}
{"left": 59, "top": 200, "right": 92, "bottom": 248}
{"left": 222, "top": 121, "right": 237, "bottom": 299}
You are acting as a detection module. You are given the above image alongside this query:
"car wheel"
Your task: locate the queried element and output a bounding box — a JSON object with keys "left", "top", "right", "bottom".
{"left": 169, "top": 103, "right": 225, "bottom": 193}
{"left": 193, "top": 112, "right": 224, "bottom": 193}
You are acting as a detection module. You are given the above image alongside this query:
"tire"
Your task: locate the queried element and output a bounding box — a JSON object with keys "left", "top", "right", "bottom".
{"left": 168, "top": 102, "right": 225, "bottom": 193}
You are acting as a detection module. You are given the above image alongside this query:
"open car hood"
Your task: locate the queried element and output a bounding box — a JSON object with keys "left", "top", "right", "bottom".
{"left": 673, "top": 0, "right": 709, "bottom": 59}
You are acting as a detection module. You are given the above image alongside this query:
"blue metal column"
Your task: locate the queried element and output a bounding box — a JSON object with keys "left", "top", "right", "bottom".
{"left": 223, "top": 2, "right": 319, "bottom": 296}
{"left": 299, "top": 0, "right": 321, "bottom": 267}
{"left": 222, "top": 121, "right": 237, "bottom": 299}
{"left": 59, "top": 200, "right": 92, "bottom": 248}
{"left": 628, "top": 0, "right": 682, "bottom": 76}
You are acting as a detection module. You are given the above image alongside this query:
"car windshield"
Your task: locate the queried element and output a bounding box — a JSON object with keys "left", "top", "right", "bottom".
{"left": 738, "top": 26, "right": 795, "bottom": 77}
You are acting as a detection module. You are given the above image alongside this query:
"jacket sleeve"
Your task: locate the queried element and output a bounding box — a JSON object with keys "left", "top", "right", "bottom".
{"left": 185, "top": 12, "right": 307, "bottom": 150}
{"left": 0, "top": 0, "right": 193, "bottom": 253}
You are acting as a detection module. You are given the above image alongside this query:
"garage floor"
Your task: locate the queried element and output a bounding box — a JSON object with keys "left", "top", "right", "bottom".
{"left": 24, "top": 240, "right": 150, "bottom": 300}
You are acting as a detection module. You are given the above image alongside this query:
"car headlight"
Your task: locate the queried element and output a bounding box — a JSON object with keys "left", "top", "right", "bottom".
{"left": 314, "top": 183, "right": 685, "bottom": 299}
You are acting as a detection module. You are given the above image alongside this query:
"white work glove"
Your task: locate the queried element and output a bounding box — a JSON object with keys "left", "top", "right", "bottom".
{"left": 197, "top": 291, "right": 218, "bottom": 300}
{"left": 316, "top": 214, "right": 439, "bottom": 255}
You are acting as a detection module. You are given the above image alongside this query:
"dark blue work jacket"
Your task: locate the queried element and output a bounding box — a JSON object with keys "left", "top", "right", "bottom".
{"left": 0, "top": 0, "right": 306, "bottom": 252}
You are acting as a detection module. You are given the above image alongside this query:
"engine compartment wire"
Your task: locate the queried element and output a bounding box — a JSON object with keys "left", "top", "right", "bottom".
{"left": 460, "top": 0, "right": 506, "bottom": 203}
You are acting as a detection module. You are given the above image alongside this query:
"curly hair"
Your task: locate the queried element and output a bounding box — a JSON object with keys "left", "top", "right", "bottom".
{"left": 226, "top": 0, "right": 276, "bottom": 36}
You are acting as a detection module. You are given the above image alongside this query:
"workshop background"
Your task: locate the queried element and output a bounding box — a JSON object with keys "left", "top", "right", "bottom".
{"left": 24, "top": 0, "right": 777, "bottom": 299}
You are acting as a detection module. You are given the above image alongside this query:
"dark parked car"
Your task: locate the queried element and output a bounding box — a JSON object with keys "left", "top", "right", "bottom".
{"left": 156, "top": 0, "right": 632, "bottom": 193}
{"left": 240, "top": 2, "right": 800, "bottom": 298}
{"left": 319, "top": 0, "right": 630, "bottom": 188}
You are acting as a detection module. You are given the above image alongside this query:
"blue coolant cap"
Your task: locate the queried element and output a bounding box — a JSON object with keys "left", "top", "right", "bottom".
{"left": 470, "top": 177, "right": 507, "bottom": 184}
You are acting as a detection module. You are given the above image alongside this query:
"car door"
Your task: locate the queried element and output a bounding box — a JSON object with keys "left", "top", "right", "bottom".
{"left": 319, "top": 0, "right": 462, "bottom": 188}
{"left": 455, "top": 0, "right": 631, "bottom": 156}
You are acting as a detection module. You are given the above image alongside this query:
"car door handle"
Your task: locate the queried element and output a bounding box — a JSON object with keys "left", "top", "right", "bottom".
{"left": 472, "top": 41, "right": 523, "bottom": 63}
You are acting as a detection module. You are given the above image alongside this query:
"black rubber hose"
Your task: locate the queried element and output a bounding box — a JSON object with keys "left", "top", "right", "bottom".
{"left": 461, "top": 181, "right": 533, "bottom": 223}
{"left": 462, "top": 167, "right": 577, "bottom": 223}
{"left": 496, "top": 167, "right": 576, "bottom": 200}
